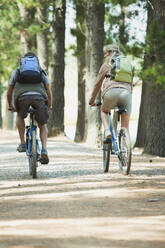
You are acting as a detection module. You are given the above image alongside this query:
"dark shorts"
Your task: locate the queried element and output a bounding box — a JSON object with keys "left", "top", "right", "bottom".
{"left": 17, "top": 94, "right": 49, "bottom": 126}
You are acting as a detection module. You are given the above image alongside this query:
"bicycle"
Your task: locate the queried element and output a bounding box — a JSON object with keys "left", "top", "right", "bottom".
{"left": 97, "top": 103, "right": 132, "bottom": 175}
{"left": 26, "top": 107, "right": 41, "bottom": 178}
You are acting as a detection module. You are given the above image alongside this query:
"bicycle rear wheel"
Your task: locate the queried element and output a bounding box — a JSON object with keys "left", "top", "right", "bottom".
{"left": 118, "top": 127, "right": 132, "bottom": 175}
{"left": 30, "top": 131, "right": 38, "bottom": 178}
{"left": 103, "top": 140, "right": 111, "bottom": 173}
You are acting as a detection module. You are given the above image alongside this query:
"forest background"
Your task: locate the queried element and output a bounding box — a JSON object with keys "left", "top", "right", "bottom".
{"left": 0, "top": 0, "right": 165, "bottom": 157}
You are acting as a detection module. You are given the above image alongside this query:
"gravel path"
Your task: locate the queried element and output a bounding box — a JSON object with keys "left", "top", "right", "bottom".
{"left": 0, "top": 129, "right": 165, "bottom": 248}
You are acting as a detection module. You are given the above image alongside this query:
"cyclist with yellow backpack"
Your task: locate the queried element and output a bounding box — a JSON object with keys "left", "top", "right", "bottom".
{"left": 89, "top": 44, "right": 133, "bottom": 143}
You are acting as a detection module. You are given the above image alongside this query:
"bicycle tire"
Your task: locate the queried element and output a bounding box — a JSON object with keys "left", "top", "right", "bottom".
{"left": 31, "top": 130, "right": 38, "bottom": 178}
{"left": 28, "top": 156, "right": 33, "bottom": 175}
{"left": 118, "top": 127, "right": 132, "bottom": 175}
{"left": 103, "top": 140, "right": 111, "bottom": 173}
{"left": 26, "top": 130, "right": 32, "bottom": 176}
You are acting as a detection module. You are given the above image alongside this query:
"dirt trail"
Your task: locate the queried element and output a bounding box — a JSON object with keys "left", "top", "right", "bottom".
{"left": 0, "top": 129, "right": 165, "bottom": 248}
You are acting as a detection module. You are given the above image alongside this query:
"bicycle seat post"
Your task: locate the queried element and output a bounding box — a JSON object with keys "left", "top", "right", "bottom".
{"left": 30, "top": 112, "right": 34, "bottom": 127}
{"left": 29, "top": 107, "right": 36, "bottom": 127}
{"left": 114, "top": 106, "right": 127, "bottom": 122}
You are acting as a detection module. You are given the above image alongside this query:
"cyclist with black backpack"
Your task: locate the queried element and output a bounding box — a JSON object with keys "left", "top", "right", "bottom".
{"left": 89, "top": 44, "right": 133, "bottom": 143}
{"left": 7, "top": 51, "right": 52, "bottom": 164}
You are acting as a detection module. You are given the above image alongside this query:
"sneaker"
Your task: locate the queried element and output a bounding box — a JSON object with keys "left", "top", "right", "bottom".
{"left": 41, "top": 148, "right": 49, "bottom": 164}
{"left": 17, "top": 144, "right": 26, "bottom": 152}
{"left": 103, "top": 129, "right": 112, "bottom": 144}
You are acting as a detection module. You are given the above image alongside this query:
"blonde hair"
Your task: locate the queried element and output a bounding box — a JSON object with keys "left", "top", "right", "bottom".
{"left": 103, "top": 44, "right": 120, "bottom": 54}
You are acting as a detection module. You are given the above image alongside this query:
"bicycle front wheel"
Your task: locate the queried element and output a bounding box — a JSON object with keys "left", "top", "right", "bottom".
{"left": 26, "top": 133, "right": 33, "bottom": 176}
{"left": 118, "top": 127, "right": 132, "bottom": 175}
{"left": 30, "top": 130, "right": 38, "bottom": 178}
{"left": 103, "top": 141, "right": 111, "bottom": 173}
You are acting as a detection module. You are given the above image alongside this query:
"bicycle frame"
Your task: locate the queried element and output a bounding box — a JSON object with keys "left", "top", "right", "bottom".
{"left": 109, "top": 110, "right": 123, "bottom": 155}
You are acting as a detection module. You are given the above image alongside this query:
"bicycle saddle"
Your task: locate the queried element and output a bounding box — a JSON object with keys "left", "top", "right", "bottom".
{"left": 28, "top": 107, "right": 36, "bottom": 114}
{"left": 114, "top": 106, "right": 127, "bottom": 113}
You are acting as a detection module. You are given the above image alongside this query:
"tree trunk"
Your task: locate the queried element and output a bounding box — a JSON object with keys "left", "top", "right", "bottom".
{"left": 134, "top": 81, "right": 149, "bottom": 147}
{"left": 143, "top": 0, "right": 165, "bottom": 156}
{"left": 118, "top": 5, "right": 128, "bottom": 52}
{"left": 36, "top": 2, "right": 49, "bottom": 72}
{"left": 145, "top": 87, "right": 165, "bottom": 156}
{"left": 74, "top": 2, "right": 86, "bottom": 142}
{"left": 144, "top": 0, "right": 165, "bottom": 157}
{"left": 48, "top": 0, "right": 66, "bottom": 136}
{"left": 135, "top": 0, "right": 153, "bottom": 148}
{"left": 0, "top": 81, "right": 2, "bottom": 128}
{"left": 17, "top": 2, "right": 31, "bottom": 55}
{"left": 84, "top": 0, "right": 104, "bottom": 147}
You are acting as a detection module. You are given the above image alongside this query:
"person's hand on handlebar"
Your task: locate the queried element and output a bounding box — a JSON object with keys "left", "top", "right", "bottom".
{"left": 8, "top": 104, "right": 16, "bottom": 112}
{"left": 89, "top": 101, "right": 97, "bottom": 107}
{"left": 89, "top": 100, "right": 102, "bottom": 107}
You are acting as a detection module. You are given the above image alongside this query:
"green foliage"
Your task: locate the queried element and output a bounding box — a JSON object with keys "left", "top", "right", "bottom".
{"left": 105, "top": 0, "right": 145, "bottom": 55}
{"left": 16, "top": 0, "right": 39, "bottom": 8}
{"left": 143, "top": 63, "right": 165, "bottom": 87}
{"left": 0, "top": 0, "right": 52, "bottom": 85}
{"left": 0, "top": 0, "right": 21, "bottom": 83}
{"left": 129, "top": 42, "right": 144, "bottom": 57}
{"left": 69, "top": 0, "right": 85, "bottom": 57}
{"left": 142, "top": 17, "right": 165, "bottom": 87}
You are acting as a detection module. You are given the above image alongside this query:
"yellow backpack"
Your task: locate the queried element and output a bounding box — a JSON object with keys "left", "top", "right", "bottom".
{"left": 110, "top": 55, "right": 133, "bottom": 83}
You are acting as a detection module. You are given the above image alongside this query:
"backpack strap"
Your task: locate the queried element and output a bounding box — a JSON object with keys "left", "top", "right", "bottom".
{"left": 15, "top": 68, "right": 20, "bottom": 81}
{"left": 42, "top": 69, "right": 47, "bottom": 76}
{"left": 41, "top": 69, "right": 48, "bottom": 89}
{"left": 111, "top": 54, "right": 120, "bottom": 62}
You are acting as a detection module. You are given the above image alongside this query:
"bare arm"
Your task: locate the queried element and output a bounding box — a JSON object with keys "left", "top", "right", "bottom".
{"left": 7, "top": 85, "right": 16, "bottom": 111}
{"left": 89, "top": 63, "right": 111, "bottom": 105}
{"left": 45, "top": 84, "right": 52, "bottom": 110}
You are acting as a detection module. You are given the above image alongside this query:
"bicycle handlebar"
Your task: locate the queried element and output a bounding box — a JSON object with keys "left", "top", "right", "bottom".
{"left": 96, "top": 102, "right": 102, "bottom": 106}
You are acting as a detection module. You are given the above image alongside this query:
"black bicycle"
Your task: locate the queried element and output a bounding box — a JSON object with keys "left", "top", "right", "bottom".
{"left": 102, "top": 106, "right": 132, "bottom": 175}
{"left": 26, "top": 107, "right": 41, "bottom": 178}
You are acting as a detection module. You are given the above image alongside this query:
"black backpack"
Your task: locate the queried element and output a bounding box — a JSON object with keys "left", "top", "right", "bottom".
{"left": 18, "top": 56, "right": 43, "bottom": 84}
